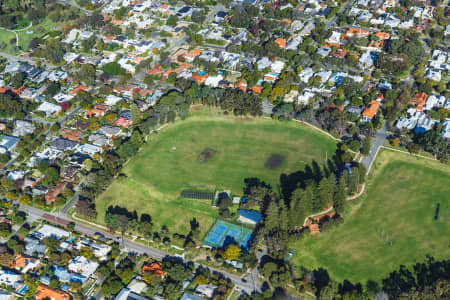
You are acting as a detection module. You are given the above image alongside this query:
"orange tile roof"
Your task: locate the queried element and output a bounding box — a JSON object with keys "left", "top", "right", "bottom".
{"left": 62, "top": 129, "right": 82, "bottom": 141}
{"left": 264, "top": 74, "right": 277, "bottom": 82}
{"left": 12, "top": 254, "right": 39, "bottom": 270}
{"left": 331, "top": 49, "right": 347, "bottom": 58}
{"left": 71, "top": 85, "right": 89, "bottom": 95}
{"left": 147, "top": 65, "right": 164, "bottom": 75}
{"left": 142, "top": 263, "right": 164, "bottom": 277}
{"left": 346, "top": 28, "right": 370, "bottom": 38}
{"left": 236, "top": 81, "right": 247, "bottom": 92}
{"left": 35, "top": 285, "right": 70, "bottom": 300}
{"left": 251, "top": 85, "right": 263, "bottom": 94}
{"left": 362, "top": 100, "right": 380, "bottom": 119}
{"left": 12, "top": 86, "right": 26, "bottom": 95}
{"left": 111, "top": 19, "right": 123, "bottom": 25}
{"left": 115, "top": 117, "right": 133, "bottom": 128}
{"left": 133, "top": 56, "right": 146, "bottom": 64}
{"left": 192, "top": 73, "right": 209, "bottom": 85}
{"left": 412, "top": 92, "right": 428, "bottom": 106}
{"left": 275, "top": 38, "right": 286, "bottom": 49}
{"left": 185, "top": 49, "right": 202, "bottom": 59}
{"left": 85, "top": 109, "right": 105, "bottom": 119}
{"left": 376, "top": 32, "right": 390, "bottom": 40}
{"left": 373, "top": 40, "right": 384, "bottom": 49}
{"left": 0, "top": 86, "right": 25, "bottom": 95}
{"left": 45, "top": 182, "right": 67, "bottom": 203}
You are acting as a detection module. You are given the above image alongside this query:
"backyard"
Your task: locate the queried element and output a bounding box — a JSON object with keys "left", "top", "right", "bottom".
{"left": 94, "top": 109, "right": 337, "bottom": 236}
{"left": 291, "top": 149, "right": 450, "bottom": 283}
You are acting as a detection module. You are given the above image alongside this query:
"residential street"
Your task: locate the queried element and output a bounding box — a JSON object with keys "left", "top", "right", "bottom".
{"left": 14, "top": 202, "right": 261, "bottom": 294}
{"left": 360, "top": 122, "right": 388, "bottom": 172}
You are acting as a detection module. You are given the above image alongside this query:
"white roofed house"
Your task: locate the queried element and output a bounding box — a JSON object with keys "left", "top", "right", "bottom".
{"left": 424, "top": 94, "right": 446, "bottom": 111}
{"left": 0, "top": 270, "right": 21, "bottom": 288}
{"left": 36, "top": 102, "right": 61, "bottom": 116}
{"left": 257, "top": 57, "right": 272, "bottom": 71}
{"left": 13, "top": 120, "right": 34, "bottom": 137}
{"left": 68, "top": 256, "right": 99, "bottom": 278}
{"left": 315, "top": 70, "right": 332, "bottom": 83}
{"left": 327, "top": 31, "right": 341, "bottom": 46}
{"left": 78, "top": 143, "right": 102, "bottom": 157}
{"left": 359, "top": 51, "right": 374, "bottom": 69}
{"left": 425, "top": 68, "right": 441, "bottom": 82}
{"left": 88, "top": 133, "right": 110, "bottom": 147}
{"left": 99, "top": 125, "right": 122, "bottom": 138}
{"left": 441, "top": 119, "right": 450, "bottom": 140}
{"left": 36, "top": 224, "right": 70, "bottom": 240}
{"left": 118, "top": 57, "right": 136, "bottom": 74}
{"left": 299, "top": 67, "right": 314, "bottom": 83}
{"left": 298, "top": 91, "right": 316, "bottom": 105}
{"left": 105, "top": 94, "right": 124, "bottom": 106}
{"left": 76, "top": 239, "right": 111, "bottom": 261}
{"left": 204, "top": 74, "right": 223, "bottom": 88}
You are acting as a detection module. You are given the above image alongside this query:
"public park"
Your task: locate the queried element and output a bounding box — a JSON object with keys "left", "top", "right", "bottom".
{"left": 290, "top": 150, "right": 450, "bottom": 283}
{"left": 95, "top": 110, "right": 337, "bottom": 236}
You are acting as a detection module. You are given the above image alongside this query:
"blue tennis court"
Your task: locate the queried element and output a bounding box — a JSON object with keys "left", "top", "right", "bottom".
{"left": 204, "top": 220, "right": 254, "bottom": 249}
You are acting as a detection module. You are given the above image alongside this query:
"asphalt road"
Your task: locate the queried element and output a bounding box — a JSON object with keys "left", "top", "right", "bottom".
{"left": 360, "top": 122, "right": 388, "bottom": 172}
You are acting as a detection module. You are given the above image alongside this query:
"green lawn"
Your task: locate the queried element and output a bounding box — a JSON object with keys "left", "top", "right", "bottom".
{"left": 291, "top": 150, "right": 450, "bottom": 283}
{"left": 0, "top": 30, "right": 16, "bottom": 54}
{"left": 0, "top": 17, "right": 66, "bottom": 55}
{"left": 95, "top": 110, "right": 337, "bottom": 236}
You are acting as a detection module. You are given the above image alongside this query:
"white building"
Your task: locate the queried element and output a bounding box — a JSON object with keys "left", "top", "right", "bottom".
{"left": 76, "top": 239, "right": 111, "bottom": 261}
{"left": 204, "top": 75, "right": 223, "bottom": 88}
{"left": 424, "top": 94, "right": 446, "bottom": 111}
{"left": 36, "top": 102, "right": 61, "bottom": 117}
{"left": 441, "top": 119, "right": 450, "bottom": 139}
{"left": 425, "top": 68, "right": 441, "bottom": 82}
{"left": 114, "top": 288, "right": 150, "bottom": 300}
{"left": 36, "top": 224, "right": 70, "bottom": 240}
{"left": 0, "top": 270, "right": 21, "bottom": 288}
{"left": 13, "top": 120, "right": 34, "bottom": 137}
{"left": 299, "top": 67, "right": 314, "bottom": 83}
{"left": 68, "top": 256, "right": 99, "bottom": 278}
{"left": 298, "top": 91, "right": 316, "bottom": 105}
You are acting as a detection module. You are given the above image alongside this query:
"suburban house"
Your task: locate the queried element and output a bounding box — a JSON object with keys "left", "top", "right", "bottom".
{"left": 0, "top": 135, "right": 20, "bottom": 154}
{"left": 68, "top": 256, "right": 99, "bottom": 278}
{"left": 45, "top": 182, "right": 68, "bottom": 204}
{"left": 35, "top": 224, "right": 70, "bottom": 240}
{"left": 13, "top": 120, "right": 34, "bottom": 137}
{"left": 114, "top": 288, "right": 150, "bottom": 300}
{"left": 76, "top": 239, "right": 111, "bottom": 261}
{"left": 142, "top": 262, "right": 164, "bottom": 278}
{"left": 11, "top": 254, "right": 40, "bottom": 274}
{"left": 0, "top": 270, "right": 21, "bottom": 288}
{"left": 361, "top": 100, "right": 381, "bottom": 122}
{"left": 51, "top": 138, "right": 79, "bottom": 152}
{"left": 35, "top": 285, "right": 70, "bottom": 300}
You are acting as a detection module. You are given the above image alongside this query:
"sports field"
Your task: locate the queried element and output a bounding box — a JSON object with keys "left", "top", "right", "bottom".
{"left": 95, "top": 108, "right": 337, "bottom": 236}
{"left": 291, "top": 150, "right": 450, "bottom": 283}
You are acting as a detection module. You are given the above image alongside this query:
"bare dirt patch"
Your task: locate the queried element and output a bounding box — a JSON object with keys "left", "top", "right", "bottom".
{"left": 198, "top": 148, "right": 217, "bottom": 163}
{"left": 265, "top": 154, "right": 285, "bottom": 169}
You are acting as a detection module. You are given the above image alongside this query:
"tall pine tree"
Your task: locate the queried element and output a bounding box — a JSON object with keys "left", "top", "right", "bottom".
{"left": 333, "top": 175, "right": 347, "bottom": 214}
{"left": 317, "top": 177, "right": 333, "bottom": 210}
